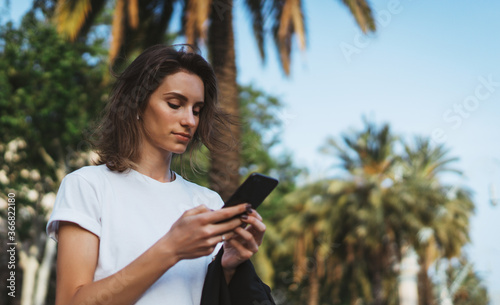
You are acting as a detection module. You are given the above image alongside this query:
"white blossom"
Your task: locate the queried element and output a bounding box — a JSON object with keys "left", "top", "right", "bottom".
{"left": 27, "top": 189, "right": 39, "bottom": 202}
{"left": 12, "top": 153, "right": 21, "bottom": 162}
{"left": 20, "top": 169, "right": 30, "bottom": 179}
{"left": 41, "top": 192, "right": 56, "bottom": 210}
{"left": 30, "top": 169, "right": 41, "bottom": 181}
{"left": 4, "top": 151, "right": 14, "bottom": 162}
{"left": 0, "top": 170, "right": 9, "bottom": 184}
{"left": 7, "top": 138, "right": 25, "bottom": 151}
{"left": 17, "top": 139, "right": 27, "bottom": 149}
{"left": 7, "top": 139, "right": 18, "bottom": 152}
{"left": 0, "top": 197, "right": 7, "bottom": 209}
{"left": 20, "top": 206, "right": 35, "bottom": 218}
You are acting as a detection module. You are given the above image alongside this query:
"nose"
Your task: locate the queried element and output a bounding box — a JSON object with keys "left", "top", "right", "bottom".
{"left": 180, "top": 108, "right": 197, "bottom": 127}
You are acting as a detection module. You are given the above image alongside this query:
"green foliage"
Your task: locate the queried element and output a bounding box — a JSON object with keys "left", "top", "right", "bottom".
{"left": 0, "top": 7, "right": 109, "bottom": 243}
{"left": 444, "top": 258, "right": 490, "bottom": 305}
{"left": 238, "top": 84, "right": 302, "bottom": 219}
{"left": 0, "top": 7, "right": 109, "bottom": 304}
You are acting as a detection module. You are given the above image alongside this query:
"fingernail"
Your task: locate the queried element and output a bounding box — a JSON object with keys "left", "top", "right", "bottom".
{"left": 246, "top": 206, "right": 253, "bottom": 214}
{"left": 241, "top": 214, "right": 249, "bottom": 220}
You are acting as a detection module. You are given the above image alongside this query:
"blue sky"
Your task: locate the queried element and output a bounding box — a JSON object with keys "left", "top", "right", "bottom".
{"left": 3, "top": 0, "right": 500, "bottom": 303}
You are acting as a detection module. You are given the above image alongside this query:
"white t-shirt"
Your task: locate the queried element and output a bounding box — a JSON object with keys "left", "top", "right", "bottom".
{"left": 46, "top": 164, "right": 224, "bottom": 304}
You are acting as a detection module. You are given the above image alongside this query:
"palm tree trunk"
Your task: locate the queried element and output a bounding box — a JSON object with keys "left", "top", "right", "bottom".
{"left": 418, "top": 263, "right": 434, "bottom": 305}
{"left": 307, "top": 249, "right": 324, "bottom": 305}
{"left": 207, "top": 0, "right": 240, "bottom": 200}
{"left": 308, "top": 271, "right": 319, "bottom": 305}
{"left": 370, "top": 250, "right": 385, "bottom": 305}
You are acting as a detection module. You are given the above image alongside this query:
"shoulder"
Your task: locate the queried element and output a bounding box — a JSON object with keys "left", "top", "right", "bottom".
{"left": 176, "top": 174, "right": 224, "bottom": 210}
{"left": 57, "top": 164, "right": 116, "bottom": 199}
{"left": 63, "top": 164, "right": 112, "bottom": 185}
{"left": 58, "top": 165, "right": 117, "bottom": 198}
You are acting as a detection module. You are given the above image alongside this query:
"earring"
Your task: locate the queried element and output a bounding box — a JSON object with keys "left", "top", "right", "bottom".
{"left": 136, "top": 114, "right": 140, "bottom": 120}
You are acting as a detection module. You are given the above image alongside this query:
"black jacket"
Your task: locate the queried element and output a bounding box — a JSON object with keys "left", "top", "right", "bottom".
{"left": 200, "top": 248, "right": 276, "bottom": 305}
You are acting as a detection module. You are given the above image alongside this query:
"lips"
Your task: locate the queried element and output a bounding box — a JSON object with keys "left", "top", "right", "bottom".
{"left": 173, "top": 132, "right": 192, "bottom": 141}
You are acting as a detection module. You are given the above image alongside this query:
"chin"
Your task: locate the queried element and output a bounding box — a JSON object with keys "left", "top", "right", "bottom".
{"left": 169, "top": 145, "right": 189, "bottom": 155}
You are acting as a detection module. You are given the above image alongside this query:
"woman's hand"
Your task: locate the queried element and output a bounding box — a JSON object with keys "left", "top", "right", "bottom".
{"left": 160, "top": 203, "right": 249, "bottom": 262}
{"left": 221, "top": 208, "right": 266, "bottom": 282}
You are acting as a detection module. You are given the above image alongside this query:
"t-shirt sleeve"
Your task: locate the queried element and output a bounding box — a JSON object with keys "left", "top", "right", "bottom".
{"left": 46, "top": 173, "right": 102, "bottom": 242}
{"left": 211, "top": 192, "right": 224, "bottom": 210}
{"left": 192, "top": 185, "right": 224, "bottom": 211}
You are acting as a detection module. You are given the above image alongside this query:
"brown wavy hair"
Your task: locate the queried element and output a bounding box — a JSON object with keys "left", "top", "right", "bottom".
{"left": 93, "top": 44, "right": 231, "bottom": 172}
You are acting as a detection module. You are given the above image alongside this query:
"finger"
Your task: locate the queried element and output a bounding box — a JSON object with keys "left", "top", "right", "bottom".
{"left": 225, "top": 238, "right": 254, "bottom": 259}
{"left": 241, "top": 215, "right": 266, "bottom": 234}
{"left": 248, "top": 209, "right": 263, "bottom": 221}
{"left": 207, "top": 231, "right": 237, "bottom": 245}
{"left": 210, "top": 217, "right": 243, "bottom": 235}
{"left": 222, "top": 231, "right": 237, "bottom": 241}
{"left": 233, "top": 227, "right": 259, "bottom": 253}
{"left": 204, "top": 203, "right": 251, "bottom": 224}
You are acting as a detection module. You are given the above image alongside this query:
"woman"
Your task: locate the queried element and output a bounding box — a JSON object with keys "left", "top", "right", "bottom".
{"left": 47, "top": 45, "right": 269, "bottom": 305}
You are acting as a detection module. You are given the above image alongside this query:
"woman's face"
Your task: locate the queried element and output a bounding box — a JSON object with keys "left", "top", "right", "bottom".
{"left": 140, "top": 71, "right": 205, "bottom": 156}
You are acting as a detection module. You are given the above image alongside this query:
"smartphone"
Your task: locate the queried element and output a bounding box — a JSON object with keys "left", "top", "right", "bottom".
{"left": 223, "top": 173, "right": 279, "bottom": 210}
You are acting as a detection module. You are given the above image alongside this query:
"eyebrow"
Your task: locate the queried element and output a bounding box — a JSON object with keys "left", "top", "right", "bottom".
{"left": 163, "top": 92, "right": 204, "bottom": 106}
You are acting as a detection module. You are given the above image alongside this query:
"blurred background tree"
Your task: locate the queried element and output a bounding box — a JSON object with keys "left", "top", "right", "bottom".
{"left": 267, "top": 120, "right": 486, "bottom": 305}
{"left": 441, "top": 257, "right": 489, "bottom": 305}
{"left": 0, "top": 5, "right": 109, "bottom": 304}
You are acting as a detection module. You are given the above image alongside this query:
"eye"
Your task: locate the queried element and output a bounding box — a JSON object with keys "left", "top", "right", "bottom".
{"left": 193, "top": 106, "right": 203, "bottom": 116}
{"left": 167, "top": 102, "right": 180, "bottom": 110}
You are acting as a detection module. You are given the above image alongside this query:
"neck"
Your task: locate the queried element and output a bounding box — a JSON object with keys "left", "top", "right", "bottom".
{"left": 135, "top": 150, "right": 174, "bottom": 183}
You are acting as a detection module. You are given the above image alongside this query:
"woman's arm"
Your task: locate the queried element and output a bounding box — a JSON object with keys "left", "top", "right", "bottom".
{"left": 56, "top": 204, "right": 250, "bottom": 305}
{"left": 56, "top": 221, "right": 178, "bottom": 305}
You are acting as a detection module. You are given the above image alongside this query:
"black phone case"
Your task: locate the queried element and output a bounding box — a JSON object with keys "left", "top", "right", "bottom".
{"left": 223, "top": 173, "right": 279, "bottom": 209}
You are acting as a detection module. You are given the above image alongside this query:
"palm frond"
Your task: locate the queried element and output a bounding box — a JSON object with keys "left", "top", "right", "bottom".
{"left": 340, "top": 0, "right": 376, "bottom": 33}
{"left": 243, "top": 0, "right": 265, "bottom": 60}
{"left": 54, "top": 0, "right": 92, "bottom": 40}
{"left": 271, "top": 0, "right": 306, "bottom": 75}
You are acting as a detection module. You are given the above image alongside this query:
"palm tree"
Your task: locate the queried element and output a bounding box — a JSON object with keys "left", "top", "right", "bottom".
{"left": 277, "top": 120, "right": 402, "bottom": 305}
{"left": 322, "top": 124, "right": 475, "bottom": 305}
{"left": 326, "top": 121, "right": 400, "bottom": 305}
{"left": 276, "top": 180, "right": 337, "bottom": 305}
{"left": 52, "top": 0, "right": 376, "bottom": 199}
{"left": 444, "top": 257, "right": 489, "bottom": 305}
{"left": 399, "top": 138, "right": 475, "bottom": 305}
{"left": 273, "top": 122, "right": 476, "bottom": 305}
{"left": 270, "top": 120, "right": 480, "bottom": 305}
